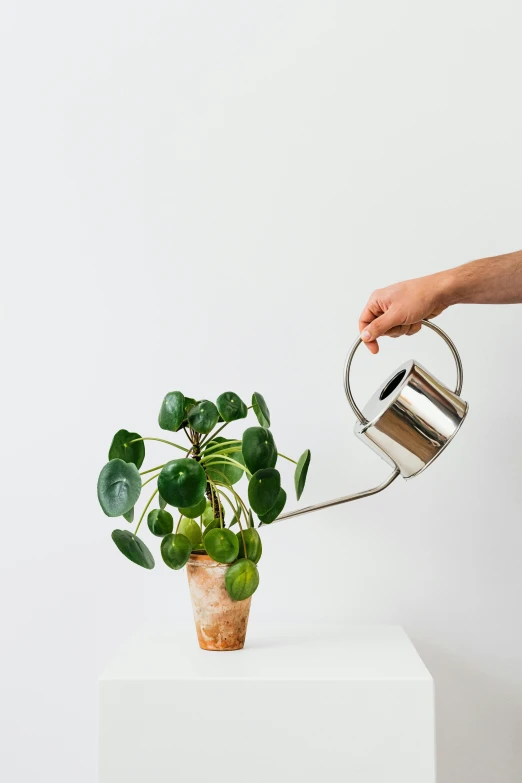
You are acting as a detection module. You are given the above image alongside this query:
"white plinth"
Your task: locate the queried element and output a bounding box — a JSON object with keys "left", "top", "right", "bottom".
{"left": 99, "top": 625, "right": 435, "bottom": 783}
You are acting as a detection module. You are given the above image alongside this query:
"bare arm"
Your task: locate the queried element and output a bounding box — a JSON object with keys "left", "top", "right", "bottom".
{"left": 359, "top": 250, "right": 522, "bottom": 354}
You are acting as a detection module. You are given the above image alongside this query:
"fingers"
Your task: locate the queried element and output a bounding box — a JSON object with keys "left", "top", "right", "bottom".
{"left": 358, "top": 301, "right": 383, "bottom": 354}
{"left": 360, "top": 309, "right": 402, "bottom": 350}
{"left": 388, "top": 323, "right": 423, "bottom": 338}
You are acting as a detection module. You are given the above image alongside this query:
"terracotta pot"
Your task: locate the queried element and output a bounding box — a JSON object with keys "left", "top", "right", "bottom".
{"left": 186, "top": 553, "right": 251, "bottom": 651}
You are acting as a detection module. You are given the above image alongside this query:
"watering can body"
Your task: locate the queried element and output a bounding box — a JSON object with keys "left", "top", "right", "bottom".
{"left": 353, "top": 358, "right": 468, "bottom": 479}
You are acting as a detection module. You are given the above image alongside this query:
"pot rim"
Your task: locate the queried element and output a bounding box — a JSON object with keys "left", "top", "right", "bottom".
{"left": 187, "top": 552, "right": 228, "bottom": 568}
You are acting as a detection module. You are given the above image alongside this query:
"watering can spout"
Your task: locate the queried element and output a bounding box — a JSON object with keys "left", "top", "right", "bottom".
{"left": 262, "top": 319, "right": 468, "bottom": 527}
{"left": 267, "top": 467, "right": 400, "bottom": 524}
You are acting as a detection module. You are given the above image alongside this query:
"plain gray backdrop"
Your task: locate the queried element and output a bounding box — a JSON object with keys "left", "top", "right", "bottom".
{"left": 1, "top": 1, "right": 521, "bottom": 781}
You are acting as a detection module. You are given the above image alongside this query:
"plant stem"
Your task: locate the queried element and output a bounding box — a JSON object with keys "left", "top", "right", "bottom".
{"left": 175, "top": 514, "right": 183, "bottom": 533}
{"left": 277, "top": 452, "right": 298, "bottom": 465}
{"left": 128, "top": 437, "right": 188, "bottom": 453}
{"left": 212, "top": 476, "right": 249, "bottom": 521}
{"left": 216, "top": 486, "right": 247, "bottom": 554}
{"left": 206, "top": 480, "right": 220, "bottom": 519}
{"left": 134, "top": 488, "right": 158, "bottom": 535}
{"left": 209, "top": 482, "right": 224, "bottom": 528}
{"left": 201, "top": 439, "right": 241, "bottom": 456}
{"left": 141, "top": 472, "right": 161, "bottom": 488}
{"left": 203, "top": 455, "right": 251, "bottom": 478}
{"left": 140, "top": 464, "right": 165, "bottom": 475}
{"left": 200, "top": 420, "right": 229, "bottom": 448}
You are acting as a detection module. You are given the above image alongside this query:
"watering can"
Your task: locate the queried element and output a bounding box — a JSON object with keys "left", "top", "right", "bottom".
{"left": 266, "top": 319, "right": 468, "bottom": 524}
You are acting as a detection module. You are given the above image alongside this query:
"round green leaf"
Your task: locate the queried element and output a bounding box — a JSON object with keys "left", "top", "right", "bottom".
{"left": 242, "top": 427, "right": 277, "bottom": 474}
{"left": 205, "top": 518, "right": 222, "bottom": 532}
{"left": 252, "top": 392, "right": 270, "bottom": 428}
{"left": 216, "top": 392, "right": 247, "bottom": 422}
{"left": 258, "top": 488, "right": 286, "bottom": 524}
{"left": 295, "top": 449, "right": 311, "bottom": 501}
{"left": 205, "top": 446, "right": 245, "bottom": 485}
{"left": 248, "top": 468, "right": 281, "bottom": 515}
{"left": 159, "top": 494, "right": 167, "bottom": 510}
{"left": 161, "top": 533, "right": 192, "bottom": 570}
{"left": 98, "top": 459, "right": 142, "bottom": 517}
{"left": 158, "top": 459, "right": 206, "bottom": 508}
{"left": 225, "top": 559, "right": 259, "bottom": 601}
{"left": 202, "top": 501, "right": 214, "bottom": 527}
{"left": 237, "top": 528, "right": 262, "bottom": 563}
{"left": 123, "top": 507, "right": 134, "bottom": 523}
{"left": 204, "top": 528, "right": 239, "bottom": 564}
{"left": 108, "top": 429, "right": 145, "bottom": 469}
{"left": 158, "top": 391, "right": 185, "bottom": 432}
{"left": 178, "top": 517, "right": 203, "bottom": 550}
{"left": 147, "top": 508, "right": 174, "bottom": 537}
{"left": 178, "top": 496, "right": 207, "bottom": 519}
{"left": 188, "top": 400, "right": 219, "bottom": 434}
{"left": 112, "top": 530, "right": 155, "bottom": 569}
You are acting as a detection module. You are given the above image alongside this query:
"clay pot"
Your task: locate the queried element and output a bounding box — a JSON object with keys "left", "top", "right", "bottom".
{"left": 186, "top": 553, "right": 251, "bottom": 651}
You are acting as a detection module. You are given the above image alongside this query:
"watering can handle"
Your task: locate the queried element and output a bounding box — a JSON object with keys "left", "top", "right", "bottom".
{"left": 343, "top": 319, "right": 464, "bottom": 425}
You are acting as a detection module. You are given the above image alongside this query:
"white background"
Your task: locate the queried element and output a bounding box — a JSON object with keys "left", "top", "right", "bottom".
{"left": 1, "top": 1, "right": 521, "bottom": 781}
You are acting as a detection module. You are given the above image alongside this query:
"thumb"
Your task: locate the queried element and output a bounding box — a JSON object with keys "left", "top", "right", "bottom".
{"left": 360, "top": 310, "right": 400, "bottom": 343}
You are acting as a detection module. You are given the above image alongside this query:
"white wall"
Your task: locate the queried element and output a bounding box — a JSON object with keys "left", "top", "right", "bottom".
{"left": 1, "top": 1, "right": 521, "bottom": 780}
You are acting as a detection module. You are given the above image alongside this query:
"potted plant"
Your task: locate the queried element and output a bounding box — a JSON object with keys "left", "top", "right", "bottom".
{"left": 97, "top": 391, "right": 311, "bottom": 651}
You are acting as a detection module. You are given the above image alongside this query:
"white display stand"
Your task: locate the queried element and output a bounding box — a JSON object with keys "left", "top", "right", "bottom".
{"left": 99, "top": 625, "right": 435, "bottom": 782}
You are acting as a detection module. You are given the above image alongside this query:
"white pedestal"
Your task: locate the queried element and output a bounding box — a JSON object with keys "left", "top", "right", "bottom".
{"left": 99, "top": 625, "right": 435, "bottom": 782}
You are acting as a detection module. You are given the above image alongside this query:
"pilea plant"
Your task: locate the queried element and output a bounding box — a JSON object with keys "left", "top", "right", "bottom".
{"left": 97, "top": 391, "right": 311, "bottom": 601}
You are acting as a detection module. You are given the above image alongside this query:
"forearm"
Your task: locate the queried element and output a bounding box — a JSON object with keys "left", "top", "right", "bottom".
{"left": 435, "top": 251, "right": 522, "bottom": 306}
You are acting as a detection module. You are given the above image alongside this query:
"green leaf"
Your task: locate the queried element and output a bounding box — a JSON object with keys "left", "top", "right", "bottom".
{"left": 248, "top": 468, "right": 280, "bottom": 515}
{"left": 108, "top": 429, "right": 145, "bottom": 469}
{"left": 205, "top": 518, "right": 222, "bottom": 532}
{"left": 241, "top": 427, "right": 277, "bottom": 474}
{"left": 158, "top": 459, "right": 206, "bottom": 508}
{"left": 205, "top": 448, "right": 245, "bottom": 485}
{"left": 204, "top": 528, "right": 239, "bottom": 564}
{"left": 158, "top": 391, "right": 185, "bottom": 432}
{"left": 178, "top": 496, "right": 207, "bottom": 519}
{"left": 237, "top": 528, "right": 262, "bottom": 563}
{"left": 159, "top": 494, "right": 167, "bottom": 510}
{"left": 178, "top": 517, "right": 203, "bottom": 550}
{"left": 188, "top": 400, "right": 219, "bottom": 434}
{"left": 202, "top": 501, "right": 215, "bottom": 527}
{"left": 252, "top": 392, "right": 270, "bottom": 428}
{"left": 111, "top": 530, "right": 155, "bottom": 569}
{"left": 203, "top": 437, "right": 241, "bottom": 455}
{"left": 147, "top": 509, "right": 174, "bottom": 537}
{"left": 161, "top": 533, "right": 192, "bottom": 570}
{"left": 216, "top": 392, "right": 248, "bottom": 422}
{"left": 184, "top": 397, "right": 197, "bottom": 416}
{"left": 258, "top": 488, "right": 286, "bottom": 524}
{"left": 98, "top": 459, "right": 142, "bottom": 517}
{"left": 228, "top": 506, "right": 242, "bottom": 528}
{"left": 247, "top": 509, "right": 254, "bottom": 528}
{"left": 295, "top": 449, "right": 311, "bottom": 501}
{"left": 123, "top": 507, "right": 134, "bottom": 523}
{"left": 225, "top": 559, "right": 259, "bottom": 601}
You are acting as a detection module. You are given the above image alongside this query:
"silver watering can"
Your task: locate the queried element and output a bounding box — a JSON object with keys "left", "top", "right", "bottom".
{"left": 266, "top": 319, "right": 468, "bottom": 524}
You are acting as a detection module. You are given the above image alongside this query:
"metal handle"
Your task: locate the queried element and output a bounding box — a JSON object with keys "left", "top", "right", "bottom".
{"left": 344, "top": 319, "right": 464, "bottom": 425}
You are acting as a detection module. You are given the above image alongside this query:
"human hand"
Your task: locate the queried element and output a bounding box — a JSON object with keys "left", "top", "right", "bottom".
{"left": 358, "top": 274, "right": 450, "bottom": 354}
